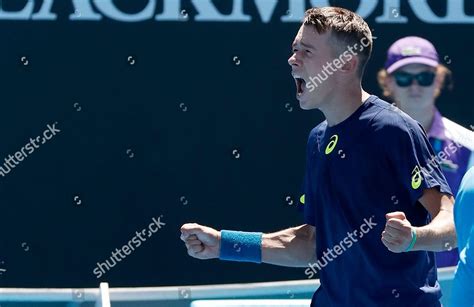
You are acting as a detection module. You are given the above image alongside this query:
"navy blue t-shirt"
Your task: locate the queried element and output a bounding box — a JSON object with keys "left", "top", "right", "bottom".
{"left": 302, "top": 95, "right": 452, "bottom": 307}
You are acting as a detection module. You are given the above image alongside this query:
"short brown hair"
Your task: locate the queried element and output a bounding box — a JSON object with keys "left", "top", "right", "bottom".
{"left": 303, "top": 7, "right": 373, "bottom": 77}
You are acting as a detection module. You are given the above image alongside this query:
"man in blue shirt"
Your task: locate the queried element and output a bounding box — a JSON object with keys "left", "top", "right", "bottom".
{"left": 451, "top": 167, "right": 474, "bottom": 306}
{"left": 180, "top": 7, "right": 456, "bottom": 306}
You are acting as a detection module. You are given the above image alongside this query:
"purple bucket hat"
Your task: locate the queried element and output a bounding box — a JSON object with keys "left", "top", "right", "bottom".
{"left": 384, "top": 36, "right": 439, "bottom": 74}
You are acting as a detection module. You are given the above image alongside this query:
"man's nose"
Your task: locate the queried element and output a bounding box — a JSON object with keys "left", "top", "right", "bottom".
{"left": 288, "top": 53, "right": 300, "bottom": 67}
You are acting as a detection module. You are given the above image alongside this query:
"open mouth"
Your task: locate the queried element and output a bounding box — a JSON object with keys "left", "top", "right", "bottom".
{"left": 293, "top": 75, "right": 307, "bottom": 97}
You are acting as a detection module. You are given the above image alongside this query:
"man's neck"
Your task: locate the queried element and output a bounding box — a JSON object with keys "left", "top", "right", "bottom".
{"left": 322, "top": 89, "right": 371, "bottom": 127}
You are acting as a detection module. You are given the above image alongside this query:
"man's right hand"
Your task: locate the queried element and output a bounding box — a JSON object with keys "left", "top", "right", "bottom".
{"left": 180, "top": 223, "right": 220, "bottom": 260}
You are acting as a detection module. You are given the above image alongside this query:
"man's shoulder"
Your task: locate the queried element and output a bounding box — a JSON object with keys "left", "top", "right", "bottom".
{"left": 305, "top": 121, "right": 327, "bottom": 152}
{"left": 306, "top": 96, "right": 426, "bottom": 142}
{"left": 441, "top": 116, "right": 474, "bottom": 151}
{"left": 366, "top": 96, "right": 424, "bottom": 138}
{"left": 308, "top": 120, "right": 327, "bottom": 140}
{"left": 311, "top": 120, "right": 327, "bottom": 133}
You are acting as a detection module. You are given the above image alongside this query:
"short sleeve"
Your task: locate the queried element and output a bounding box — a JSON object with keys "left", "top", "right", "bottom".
{"left": 380, "top": 119, "right": 452, "bottom": 205}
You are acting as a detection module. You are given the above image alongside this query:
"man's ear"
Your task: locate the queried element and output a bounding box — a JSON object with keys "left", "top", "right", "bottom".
{"left": 339, "top": 55, "right": 359, "bottom": 74}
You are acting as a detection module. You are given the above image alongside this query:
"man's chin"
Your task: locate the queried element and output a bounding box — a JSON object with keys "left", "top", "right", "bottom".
{"left": 299, "top": 103, "right": 311, "bottom": 110}
{"left": 298, "top": 96, "right": 317, "bottom": 110}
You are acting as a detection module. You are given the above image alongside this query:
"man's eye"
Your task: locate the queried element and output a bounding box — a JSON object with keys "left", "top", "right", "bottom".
{"left": 305, "top": 50, "right": 311, "bottom": 54}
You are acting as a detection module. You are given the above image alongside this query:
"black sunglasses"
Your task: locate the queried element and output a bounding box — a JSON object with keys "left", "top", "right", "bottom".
{"left": 392, "top": 71, "right": 436, "bottom": 87}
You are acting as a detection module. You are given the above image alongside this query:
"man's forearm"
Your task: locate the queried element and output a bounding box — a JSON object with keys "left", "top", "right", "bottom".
{"left": 261, "top": 224, "right": 316, "bottom": 267}
{"left": 412, "top": 210, "right": 457, "bottom": 252}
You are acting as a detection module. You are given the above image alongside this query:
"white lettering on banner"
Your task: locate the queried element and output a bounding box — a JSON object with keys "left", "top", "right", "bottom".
{"left": 0, "top": 0, "right": 472, "bottom": 23}
{"left": 281, "top": 0, "right": 307, "bottom": 22}
{"left": 254, "top": 0, "right": 278, "bottom": 23}
{"left": 95, "top": 0, "right": 155, "bottom": 22}
{"left": 0, "top": 0, "right": 34, "bottom": 20}
{"left": 191, "top": 0, "right": 249, "bottom": 22}
{"left": 154, "top": 0, "right": 181, "bottom": 21}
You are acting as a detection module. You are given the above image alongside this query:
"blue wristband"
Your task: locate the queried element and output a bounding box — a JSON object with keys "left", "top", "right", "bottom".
{"left": 219, "top": 230, "right": 262, "bottom": 263}
{"left": 404, "top": 228, "right": 417, "bottom": 252}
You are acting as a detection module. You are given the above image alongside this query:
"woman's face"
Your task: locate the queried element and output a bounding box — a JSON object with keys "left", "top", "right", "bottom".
{"left": 386, "top": 63, "right": 440, "bottom": 114}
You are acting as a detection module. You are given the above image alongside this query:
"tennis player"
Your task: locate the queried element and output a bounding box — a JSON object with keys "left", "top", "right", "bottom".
{"left": 180, "top": 7, "right": 456, "bottom": 306}
{"left": 451, "top": 167, "right": 474, "bottom": 307}
{"left": 378, "top": 36, "right": 474, "bottom": 267}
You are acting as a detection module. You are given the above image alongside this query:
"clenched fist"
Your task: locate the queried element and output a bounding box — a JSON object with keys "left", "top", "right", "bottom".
{"left": 381, "top": 212, "right": 415, "bottom": 253}
{"left": 180, "top": 223, "right": 221, "bottom": 259}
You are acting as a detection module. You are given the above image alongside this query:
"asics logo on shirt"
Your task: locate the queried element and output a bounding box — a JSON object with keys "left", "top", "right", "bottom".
{"left": 325, "top": 135, "right": 339, "bottom": 155}
{"left": 411, "top": 165, "right": 422, "bottom": 189}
